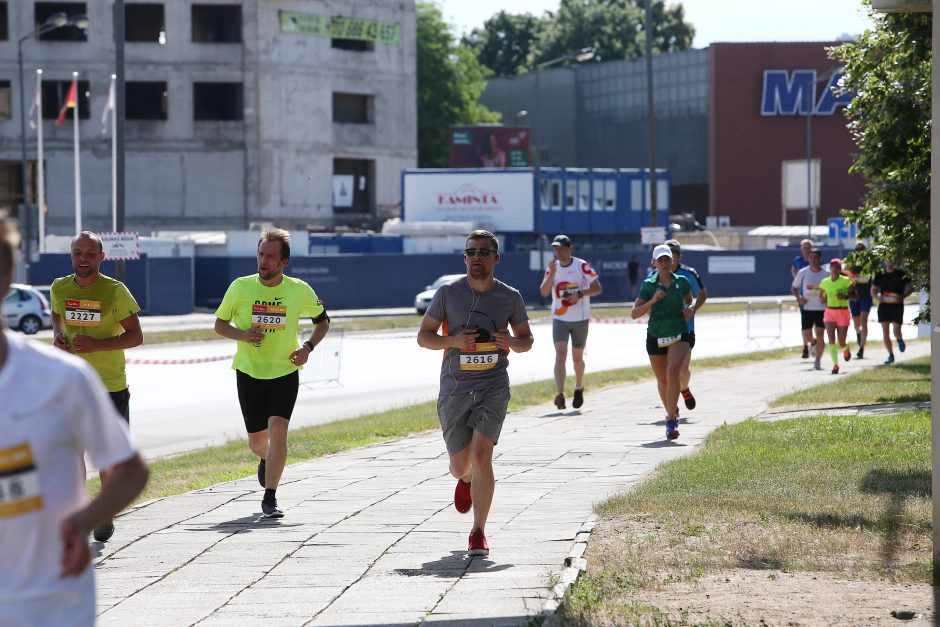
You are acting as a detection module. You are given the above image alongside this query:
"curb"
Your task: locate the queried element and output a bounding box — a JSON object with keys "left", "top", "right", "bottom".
{"left": 540, "top": 515, "right": 596, "bottom": 624}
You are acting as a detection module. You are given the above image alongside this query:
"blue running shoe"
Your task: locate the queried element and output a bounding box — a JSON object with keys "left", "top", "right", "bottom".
{"left": 898, "top": 339, "right": 906, "bottom": 353}
{"left": 666, "top": 419, "right": 680, "bottom": 440}
{"left": 884, "top": 354, "right": 895, "bottom": 364}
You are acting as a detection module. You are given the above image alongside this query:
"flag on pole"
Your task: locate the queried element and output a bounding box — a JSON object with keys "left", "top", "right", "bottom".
{"left": 55, "top": 79, "right": 77, "bottom": 126}
{"left": 101, "top": 75, "right": 115, "bottom": 135}
{"left": 28, "top": 75, "right": 41, "bottom": 130}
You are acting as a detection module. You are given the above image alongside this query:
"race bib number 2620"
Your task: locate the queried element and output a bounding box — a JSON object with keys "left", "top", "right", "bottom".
{"left": 252, "top": 304, "right": 287, "bottom": 330}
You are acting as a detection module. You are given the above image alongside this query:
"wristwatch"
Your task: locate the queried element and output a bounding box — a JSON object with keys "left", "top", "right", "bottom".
{"left": 303, "top": 340, "right": 314, "bottom": 352}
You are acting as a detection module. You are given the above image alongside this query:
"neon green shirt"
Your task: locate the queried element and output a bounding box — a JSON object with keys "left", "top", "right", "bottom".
{"left": 215, "top": 274, "right": 325, "bottom": 380}
{"left": 819, "top": 275, "right": 852, "bottom": 308}
{"left": 50, "top": 274, "right": 141, "bottom": 392}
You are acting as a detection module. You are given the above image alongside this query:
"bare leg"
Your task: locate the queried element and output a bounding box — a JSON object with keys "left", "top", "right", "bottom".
{"left": 881, "top": 321, "right": 893, "bottom": 353}
{"left": 649, "top": 354, "right": 668, "bottom": 410}
{"left": 264, "top": 416, "right": 290, "bottom": 490}
{"left": 469, "top": 431, "right": 496, "bottom": 533}
{"left": 665, "top": 343, "right": 691, "bottom": 420}
{"left": 572, "top": 346, "right": 586, "bottom": 390}
{"left": 553, "top": 341, "right": 568, "bottom": 395}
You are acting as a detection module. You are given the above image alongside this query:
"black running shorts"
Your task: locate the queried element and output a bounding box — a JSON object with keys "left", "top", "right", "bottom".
{"left": 646, "top": 332, "right": 693, "bottom": 356}
{"left": 235, "top": 370, "right": 299, "bottom": 434}
{"left": 877, "top": 303, "right": 904, "bottom": 324}
{"left": 108, "top": 388, "right": 130, "bottom": 423}
{"left": 801, "top": 310, "right": 825, "bottom": 330}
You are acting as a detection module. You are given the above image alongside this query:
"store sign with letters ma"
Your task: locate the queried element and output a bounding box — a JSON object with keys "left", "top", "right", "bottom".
{"left": 760, "top": 70, "right": 853, "bottom": 116}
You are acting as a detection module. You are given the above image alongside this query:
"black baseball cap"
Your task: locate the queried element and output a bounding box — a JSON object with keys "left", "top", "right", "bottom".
{"left": 551, "top": 234, "right": 572, "bottom": 247}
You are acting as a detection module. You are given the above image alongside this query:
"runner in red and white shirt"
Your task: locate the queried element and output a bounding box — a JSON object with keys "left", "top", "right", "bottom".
{"left": 539, "top": 234, "right": 603, "bottom": 410}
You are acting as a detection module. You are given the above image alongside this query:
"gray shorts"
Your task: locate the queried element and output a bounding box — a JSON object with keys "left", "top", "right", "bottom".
{"left": 436, "top": 386, "right": 511, "bottom": 455}
{"left": 552, "top": 318, "right": 590, "bottom": 348}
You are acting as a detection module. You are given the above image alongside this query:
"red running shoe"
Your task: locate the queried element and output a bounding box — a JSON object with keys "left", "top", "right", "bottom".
{"left": 454, "top": 479, "right": 472, "bottom": 514}
{"left": 468, "top": 528, "right": 489, "bottom": 556}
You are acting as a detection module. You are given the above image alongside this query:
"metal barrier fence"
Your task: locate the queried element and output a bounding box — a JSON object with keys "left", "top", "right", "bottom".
{"left": 298, "top": 326, "right": 344, "bottom": 386}
{"left": 746, "top": 300, "right": 784, "bottom": 346}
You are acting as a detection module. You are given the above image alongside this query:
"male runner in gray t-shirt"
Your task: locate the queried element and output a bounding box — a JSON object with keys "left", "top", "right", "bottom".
{"left": 418, "top": 230, "right": 533, "bottom": 557}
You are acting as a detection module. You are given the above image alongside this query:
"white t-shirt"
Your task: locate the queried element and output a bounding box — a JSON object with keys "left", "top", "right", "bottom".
{"left": 546, "top": 256, "right": 599, "bottom": 322}
{"left": 0, "top": 330, "right": 136, "bottom": 627}
{"left": 792, "top": 267, "right": 830, "bottom": 312}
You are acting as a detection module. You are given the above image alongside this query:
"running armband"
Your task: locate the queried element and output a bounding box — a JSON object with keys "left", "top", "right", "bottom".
{"left": 312, "top": 310, "right": 330, "bottom": 324}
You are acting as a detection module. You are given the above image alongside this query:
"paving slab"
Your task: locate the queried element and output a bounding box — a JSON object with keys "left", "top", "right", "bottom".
{"left": 94, "top": 343, "right": 929, "bottom": 625}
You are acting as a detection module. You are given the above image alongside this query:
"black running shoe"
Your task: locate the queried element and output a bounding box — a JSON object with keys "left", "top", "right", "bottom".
{"left": 93, "top": 522, "right": 115, "bottom": 542}
{"left": 261, "top": 498, "right": 283, "bottom": 519}
{"left": 572, "top": 388, "right": 584, "bottom": 409}
{"left": 801, "top": 345, "right": 809, "bottom": 359}
{"left": 681, "top": 388, "right": 696, "bottom": 410}
{"left": 257, "top": 459, "right": 266, "bottom": 488}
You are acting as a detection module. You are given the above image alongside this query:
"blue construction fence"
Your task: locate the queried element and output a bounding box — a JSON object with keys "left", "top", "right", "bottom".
{"left": 28, "top": 254, "right": 194, "bottom": 315}
{"left": 193, "top": 248, "right": 840, "bottom": 311}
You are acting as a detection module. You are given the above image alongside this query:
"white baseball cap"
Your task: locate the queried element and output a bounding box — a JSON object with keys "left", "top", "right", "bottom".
{"left": 652, "top": 244, "right": 674, "bottom": 261}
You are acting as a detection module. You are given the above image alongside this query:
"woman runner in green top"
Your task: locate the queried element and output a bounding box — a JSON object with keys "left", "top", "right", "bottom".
{"left": 631, "top": 244, "right": 693, "bottom": 440}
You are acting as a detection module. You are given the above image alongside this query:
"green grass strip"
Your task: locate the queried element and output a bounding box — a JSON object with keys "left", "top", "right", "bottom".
{"left": 771, "top": 356, "right": 929, "bottom": 407}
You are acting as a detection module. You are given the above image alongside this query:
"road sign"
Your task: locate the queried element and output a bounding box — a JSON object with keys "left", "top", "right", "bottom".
{"left": 100, "top": 232, "right": 140, "bottom": 260}
{"left": 827, "top": 218, "right": 858, "bottom": 245}
{"left": 641, "top": 226, "right": 667, "bottom": 245}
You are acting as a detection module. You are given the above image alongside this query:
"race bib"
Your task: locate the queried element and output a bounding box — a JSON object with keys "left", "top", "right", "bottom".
{"left": 460, "top": 342, "right": 499, "bottom": 371}
{"left": 0, "top": 443, "right": 43, "bottom": 519}
{"left": 64, "top": 299, "right": 102, "bottom": 327}
{"left": 804, "top": 285, "right": 820, "bottom": 299}
{"left": 657, "top": 334, "right": 681, "bottom": 348}
{"left": 252, "top": 304, "right": 287, "bottom": 330}
{"left": 881, "top": 291, "right": 901, "bottom": 304}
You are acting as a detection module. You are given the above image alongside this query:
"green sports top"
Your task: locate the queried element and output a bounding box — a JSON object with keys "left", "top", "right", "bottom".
{"left": 637, "top": 272, "right": 691, "bottom": 338}
{"left": 50, "top": 274, "right": 141, "bottom": 392}
{"left": 215, "top": 274, "right": 325, "bottom": 380}
{"left": 819, "top": 275, "right": 852, "bottom": 308}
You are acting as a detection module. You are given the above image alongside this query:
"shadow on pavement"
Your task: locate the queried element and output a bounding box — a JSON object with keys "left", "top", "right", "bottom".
{"left": 641, "top": 440, "right": 686, "bottom": 448}
{"left": 394, "top": 551, "right": 513, "bottom": 578}
{"left": 182, "top": 515, "right": 304, "bottom": 532}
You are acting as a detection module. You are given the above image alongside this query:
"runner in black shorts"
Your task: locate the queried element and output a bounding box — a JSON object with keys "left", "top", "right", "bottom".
{"left": 791, "top": 248, "right": 828, "bottom": 370}
{"left": 632, "top": 244, "right": 693, "bottom": 440}
{"left": 215, "top": 229, "right": 330, "bottom": 518}
{"left": 871, "top": 260, "right": 914, "bottom": 364}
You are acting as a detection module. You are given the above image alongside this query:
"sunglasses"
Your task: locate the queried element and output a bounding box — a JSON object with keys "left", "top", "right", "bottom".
{"left": 464, "top": 248, "right": 496, "bottom": 258}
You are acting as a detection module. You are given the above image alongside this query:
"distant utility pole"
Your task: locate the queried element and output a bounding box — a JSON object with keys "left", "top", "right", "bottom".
{"left": 114, "top": 0, "right": 126, "bottom": 281}
{"left": 644, "top": 0, "right": 658, "bottom": 228}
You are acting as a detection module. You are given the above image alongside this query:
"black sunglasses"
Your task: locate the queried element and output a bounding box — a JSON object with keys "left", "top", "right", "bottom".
{"left": 465, "top": 248, "right": 496, "bottom": 258}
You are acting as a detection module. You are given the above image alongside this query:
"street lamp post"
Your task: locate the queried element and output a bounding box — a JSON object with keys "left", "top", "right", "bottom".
{"left": 804, "top": 66, "right": 841, "bottom": 239}
{"left": 17, "top": 12, "right": 87, "bottom": 268}
{"left": 532, "top": 47, "right": 596, "bottom": 298}
{"left": 644, "top": 0, "right": 658, "bottom": 228}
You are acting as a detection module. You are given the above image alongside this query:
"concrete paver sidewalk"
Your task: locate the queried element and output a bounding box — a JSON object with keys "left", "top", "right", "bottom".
{"left": 94, "top": 343, "right": 929, "bottom": 626}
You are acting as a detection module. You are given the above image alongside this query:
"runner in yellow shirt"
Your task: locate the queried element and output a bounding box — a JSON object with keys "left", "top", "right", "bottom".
{"left": 817, "top": 258, "right": 853, "bottom": 375}
{"left": 215, "top": 228, "right": 330, "bottom": 518}
{"left": 50, "top": 231, "right": 143, "bottom": 542}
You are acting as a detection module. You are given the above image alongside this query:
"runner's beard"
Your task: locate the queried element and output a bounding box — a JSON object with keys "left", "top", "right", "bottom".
{"left": 468, "top": 264, "right": 491, "bottom": 280}
{"left": 259, "top": 267, "right": 281, "bottom": 281}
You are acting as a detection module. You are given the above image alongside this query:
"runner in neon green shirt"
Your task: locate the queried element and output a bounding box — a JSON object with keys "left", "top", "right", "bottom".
{"left": 215, "top": 229, "right": 330, "bottom": 519}
{"left": 50, "top": 231, "right": 143, "bottom": 543}
{"left": 817, "top": 258, "right": 853, "bottom": 375}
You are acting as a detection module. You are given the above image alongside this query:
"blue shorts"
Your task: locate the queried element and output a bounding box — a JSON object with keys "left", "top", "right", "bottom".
{"left": 849, "top": 295, "right": 873, "bottom": 317}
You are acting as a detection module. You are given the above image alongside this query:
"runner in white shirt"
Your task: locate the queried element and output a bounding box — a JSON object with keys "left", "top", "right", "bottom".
{"left": 539, "top": 234, "right": 603, "bottom": 410}
{"left": 791, "top": 248, "right": 829, "bottom": 371}
{"left": 0, "top": 212, "right": 148, "bottom": 626}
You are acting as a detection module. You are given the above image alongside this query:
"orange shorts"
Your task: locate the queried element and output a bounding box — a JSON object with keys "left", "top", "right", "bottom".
{"left": 823, "top": 307, "right": 851, "bottom": 327}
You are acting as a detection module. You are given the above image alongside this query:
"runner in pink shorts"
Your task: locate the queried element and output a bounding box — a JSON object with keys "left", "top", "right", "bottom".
{"left": 818, "top": 258, "right": 853, "bottom": 375}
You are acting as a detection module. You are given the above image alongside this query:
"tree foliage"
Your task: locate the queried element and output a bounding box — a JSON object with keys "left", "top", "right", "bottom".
{"left": 416, "top": 2, "right": 500, "bottom": 168}
{"left": 832, "top": 7, "right": 931, "bottom": 314}
{"left": 462, "top": 0, "right": 695, "bottom": 76}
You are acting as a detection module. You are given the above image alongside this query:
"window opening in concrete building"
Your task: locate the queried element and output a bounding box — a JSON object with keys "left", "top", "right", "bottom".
{"left": 36, "top": 2, "right": 87, "bottom": 41}
{"left": 126, "top": 4, "right": 165, "bottom": 43}
{"left": 592, "top": 179, "right": 604, "bottom": 211}
{"left": 41, "top": 80, "right": 89, "bottom": 119}
{"left": 0, "top": 81, "right": 10, "bottom": 118}
{"left": 193, "top": 82, "right": 243, "bottom": 120}
{"left": 332, "top": 38, "right": 373, "bottom": 52}
{"left": 0, "top": 161, "right": 23, "bottom": 214}
{"left": 0, "top": 3, "right": 8, "bottom": 41}
{"left": 565, "top": 180, "right": 576, "bottom": 211}
{"left": 332, "top": 93, "right": 372, "bottom": 124}
{"left": 192, "top": 4, "right": 241, "bottom": 43}
{"left": 604, "top": 179, "right": 616, "bottom": 211}
{"left": 333, "top": 159, "right": 374, "bottom": 214}
{"left": 126, "top": 82, "right": 167, "bottom": 120}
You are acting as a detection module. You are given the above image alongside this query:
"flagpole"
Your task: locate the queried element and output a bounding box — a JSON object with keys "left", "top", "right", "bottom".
{"left": 72, "top": 71, "right": 81, "bottom": 234}
{"left": 110, "top": 74, "right": 116, "bottom": 232}
{"left": 36, "top": 69, "right": 44, "bottom": 253}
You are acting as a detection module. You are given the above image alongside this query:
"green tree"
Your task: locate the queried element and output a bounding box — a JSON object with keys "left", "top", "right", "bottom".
{"left": 417, "top": 2, "right": 500, "bottom": 167}
{"left": 461, "top": 11, "right": 543, "bottom": 77}
{"left": 530, "top": 0, "right": 694, "bottom": 70}
{"left": 832, "top": 8, "right": 930, "bottom": 313}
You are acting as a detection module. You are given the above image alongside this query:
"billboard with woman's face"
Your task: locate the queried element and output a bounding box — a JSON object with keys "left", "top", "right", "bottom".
{"left": 450, "top": 126, "right": 530, "bottom": 168}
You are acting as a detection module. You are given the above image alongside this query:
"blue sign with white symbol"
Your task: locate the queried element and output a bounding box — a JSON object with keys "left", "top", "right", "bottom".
{"left": 827, "top": 217, "right": 859, "bottom": 244}
{"left": 761, "top": 70, "right": 854, "bottom": 116}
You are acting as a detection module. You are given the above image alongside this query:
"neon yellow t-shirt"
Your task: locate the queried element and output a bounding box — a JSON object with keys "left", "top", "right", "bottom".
{"left": 50, "top": 274, "right": 141, "bottom": 392}
{"left": 215, "top": 274, "right": 325, "bottom": 380}
{"left": 819, "top": 275, "right": 852, "bottom": 308}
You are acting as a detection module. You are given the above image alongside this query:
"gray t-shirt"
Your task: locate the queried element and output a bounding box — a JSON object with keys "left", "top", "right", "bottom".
{"left": 426, "top": 276, "right": 528, "bottom": 397}
{"left": 792, "top": 267, "right": 830, "bottom": 312}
